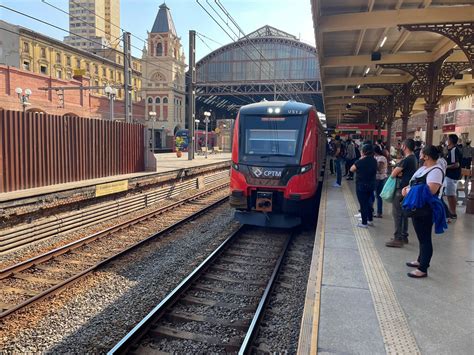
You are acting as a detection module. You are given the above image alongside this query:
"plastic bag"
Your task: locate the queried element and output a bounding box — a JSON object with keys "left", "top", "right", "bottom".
{"left": 380, "top": 176, "right": 396, "bottom": 203}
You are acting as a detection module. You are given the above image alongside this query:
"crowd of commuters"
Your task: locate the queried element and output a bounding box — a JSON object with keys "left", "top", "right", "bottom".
{"left": 327, "top": 133, "right": 472, "bottom": 279}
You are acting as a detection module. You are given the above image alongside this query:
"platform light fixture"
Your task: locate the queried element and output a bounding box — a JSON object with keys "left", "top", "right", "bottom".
{"left": 365, "top": 67, "right": 371, "bottom": 75}
{"left": 15, "top": 87, "right": 32, "bottom": 113}
{"left": 203, "top": 111, "right": 211, "bottom": 159}
{"left": 380, "top": 36, "right": 387, "bottom": 48}
{"left": 357, "top": 84, "right": 361, "bottom": 89}
{"left": 104, "top": 85, "right": 118, "bottom": 120}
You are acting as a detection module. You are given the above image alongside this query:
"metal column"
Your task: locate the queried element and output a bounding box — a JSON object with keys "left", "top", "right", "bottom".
{"left": 187, "top": 30, "right": 196, "bottom": 160}
{"left": 123, "top": 32, "right": 132, "bottom": 123}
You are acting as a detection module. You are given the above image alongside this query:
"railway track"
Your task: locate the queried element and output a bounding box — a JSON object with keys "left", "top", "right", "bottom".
{"left": 0, "top": 170, "right": 229, "bottom": 253}
{"left": 108, "top": 226, "right": 293, "bottom": 354}
{"left": 0, "top": 183, "right": 229, "bottom": 319}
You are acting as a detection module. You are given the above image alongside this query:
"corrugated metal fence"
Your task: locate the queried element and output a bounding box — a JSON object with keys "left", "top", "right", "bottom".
{"left": 0, "top": 110, "right": 144, "bottom": 193}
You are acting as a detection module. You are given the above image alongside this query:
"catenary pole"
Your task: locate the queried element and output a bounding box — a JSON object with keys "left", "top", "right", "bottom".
{"left": 123, "top": 32, "right": 132, "bottom": 123}
{"left": 188, "top": 30, "right": 196, "bottom": 160}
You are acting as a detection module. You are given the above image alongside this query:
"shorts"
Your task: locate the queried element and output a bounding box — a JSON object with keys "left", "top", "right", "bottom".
{"left": 445, "top": 177, "right": 458, "bottom": 196}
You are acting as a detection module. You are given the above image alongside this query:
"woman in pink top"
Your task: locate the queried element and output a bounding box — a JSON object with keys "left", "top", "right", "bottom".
{"left": 374, "top": 145, "right": 388, "bottom": 217}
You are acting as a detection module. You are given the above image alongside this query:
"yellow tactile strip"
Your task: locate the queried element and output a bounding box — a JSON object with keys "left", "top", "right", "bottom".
{"left": 342, "top": 183, "right": 420, "bottom": 355}
{"left": 297, "top": 170, "right": 327, "bottom": 355}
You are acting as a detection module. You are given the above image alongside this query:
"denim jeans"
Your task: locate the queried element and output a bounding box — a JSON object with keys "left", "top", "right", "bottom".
{"left": 392, "top": 189, "right": 409, "bottom": 240}
{"left": 335, "top": 158, "right": 343, "bottom": 185}
{"left": 375, "top": 178, "right": 387, "bottom": 215}
{"left": 356, "top": 183, "right": 375, "bottom": 225}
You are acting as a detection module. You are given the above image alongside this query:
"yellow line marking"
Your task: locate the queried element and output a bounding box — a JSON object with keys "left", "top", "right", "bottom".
{"left": 342, "top": 183, "right": 420, "bottom": 355}
{"left": 297, "top": 166, "right": 328, "bottom": 355}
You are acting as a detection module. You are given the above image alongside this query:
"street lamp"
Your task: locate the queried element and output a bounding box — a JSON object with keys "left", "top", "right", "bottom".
{"left": 104, "top": 85, "right": 117, "bottom": 120}
{"left": 15, "top": 87, "right": 32, "bottom": 113}
{"left": 149, "top": 111, "right": 157, "bottom": 153}
{"left": 194, "top": 119, "right": 200, "bottom": 154}
{"left": 203, "top": 111, "right": 211, "bottom": 159}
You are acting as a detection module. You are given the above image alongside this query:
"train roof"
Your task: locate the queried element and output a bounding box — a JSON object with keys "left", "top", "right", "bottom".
{"left": 239, "top": 101, "right": 313, "bottom": 116}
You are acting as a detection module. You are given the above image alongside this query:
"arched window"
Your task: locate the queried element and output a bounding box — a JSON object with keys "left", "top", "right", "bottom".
{"left": 156, "top": 43, "right": 163, "bottom": 56}
{"left": 147, "top": 97, "right": 153, "bottom": 104}
{"left": 163, "top": 97, "right": 168, "bottom": 104}
{"left": 155, "top": 97, "right": 161, "bottom": 104}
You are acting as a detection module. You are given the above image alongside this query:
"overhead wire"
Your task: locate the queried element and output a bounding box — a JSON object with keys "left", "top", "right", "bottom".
{"left": 214, "top": 0, "right": 307, "bottom": 103}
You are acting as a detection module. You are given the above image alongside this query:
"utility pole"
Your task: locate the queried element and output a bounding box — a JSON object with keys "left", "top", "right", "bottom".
{"left": 123, "top": 32, "right": 132, "bottom": 123}
{"left": 187, "top": 30, "right": 196, "bottom": 160}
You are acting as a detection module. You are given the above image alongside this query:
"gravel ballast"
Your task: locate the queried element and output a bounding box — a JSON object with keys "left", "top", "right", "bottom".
{"left": 0, "top": 203, "right": 239, "bottom": 353}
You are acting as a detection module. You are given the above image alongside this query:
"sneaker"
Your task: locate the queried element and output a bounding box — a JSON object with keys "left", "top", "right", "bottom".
{"left": 374, "top": 214, "right": 383, "bottom": 218}
{"left": 354, "top": 213, "right": 361, "bottom": 218}
{"left": 332, "top": 183, "right": 342, "bottom": 188}
{"left": 367, "top": 221, "right": 374, "bottom": 226}
{"left": 357, "top": 223, "right": 368, "bottom": 229}
{"left": 451, "top": 214, "right": 457, "bottom": 220}
{"left": 402, "top": 238, "right": 409, "bottom": 244}
{"left": 385, "top": 239, "right": 404, "bottom": 248}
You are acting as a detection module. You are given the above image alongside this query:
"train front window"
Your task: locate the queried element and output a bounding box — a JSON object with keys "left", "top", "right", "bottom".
{"left": 246, "top": 129, "right": 298, "bottom": 156}
{"left": 239, "top": 115, "right": 307, "bottom": 164}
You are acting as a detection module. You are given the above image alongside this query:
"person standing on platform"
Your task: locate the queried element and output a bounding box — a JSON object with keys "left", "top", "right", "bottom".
{"left": 374, "top": 145, "right": 388, "bottom": 218}
{"left": 332, "top": 135, "right": 345, "bottom": 187}
{"left": 445, "top": 134, "right": 462, "bottom": 219}
{"left": 403, "top": 145, "right": 445, "bottom": 278}
{"left": 414, "top": 140, "right": 422, "bottom": 163}
{"left": 386, "top": 139, "right": 418, "bottom": 248}
{"left": 461, "top": 140, "right": 472, "bottom": 176}
{"left": 345, "top": 138, "right": 357, "bottom": 181}
{"left": 350, "top": 144, "right": 377, "bottom": 228}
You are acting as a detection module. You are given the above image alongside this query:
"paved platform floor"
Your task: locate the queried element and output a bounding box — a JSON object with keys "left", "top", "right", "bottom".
{"left": 0, "top": 152, "right": 231, "bottom": 202}
{"left": 309, "top": 173, "right": 473, "bottom": 354}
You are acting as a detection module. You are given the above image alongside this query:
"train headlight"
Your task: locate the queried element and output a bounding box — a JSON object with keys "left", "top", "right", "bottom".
{"left": 274, "top": 108, "right": 281, "bottom": 114}
{"left": 299, "top": 163, "right": 312, "bottom": 174}
{"left": 267, "top": 108, "right": 274, "bottom": 114}
{"left": 232, "top": 162, "right": 239, "bottom": 171}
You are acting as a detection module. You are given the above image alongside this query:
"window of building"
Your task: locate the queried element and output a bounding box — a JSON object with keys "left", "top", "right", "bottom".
{"left": 94, "top": 79, "right": 99, "bottom": 92}
{"left": 40, "top": 47, "right": 46, "bottom": 58}
{"left": 66, "top": 56, "right": 71, "bottom": 66}
{"left": 163, "top": 97, "right": 168, "bottom": 104}
{"left": 109, "top": 69, "right": 114, "bottom": 79}
{"left": 155, "top": 97, "right": 161, "bottom": 104}
{"left": 133, "top": 78, "right": 136, "bottom": 86}
{"left": 23, "top": 42, "right": 29, "bottom": 53}
{"left": 118, "top": 72, "right": 122, "bottom": 81}
{"left": 94, "top": 64, "right": 98, "bottom": 74}
{"left": 86, "top": 63, "right": 90, "bottom": 72}
{"left": 23, "top": 61, "right": 30, "bottom": 71}
{"left": 156, "top": 43, "right": 163, "bottom": 56}
{"left": 147, "top": 97, "right": 153, "bottom": 104}
{"left": 66, "top": 71, "right": 72, "bottom": 80}
{"left": 40, "top": 65, "right": 48, "bottom": 75}
{"left": 76, "top": 58, "right": 81, "bottom": 68}
{"left": 56, "top": 70, "right": 62, "bottom": 79}
{"left": 102, "top": 67, "right": 106, "bottom": 76}
{"left": 56, "top": 53, "right": 61, "bottom": 63}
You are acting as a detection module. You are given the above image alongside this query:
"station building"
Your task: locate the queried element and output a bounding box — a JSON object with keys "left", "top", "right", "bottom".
{"left": 141, "top": 3, "right": 186, "bottom": 150}
{"left": 0, "top": 19, "right": 143, "bottom": 109}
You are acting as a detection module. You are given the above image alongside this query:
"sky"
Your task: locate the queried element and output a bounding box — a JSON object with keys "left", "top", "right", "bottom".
{"left": 1, "top": 0, "right": 316, "bottom": 62}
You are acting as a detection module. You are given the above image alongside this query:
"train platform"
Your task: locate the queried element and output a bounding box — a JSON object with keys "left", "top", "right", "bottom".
{"left": 299, "top": 173, "right": 473, "bottom": 354}
{"left": 0, "top": 153, "right": 231, "bottom": 213}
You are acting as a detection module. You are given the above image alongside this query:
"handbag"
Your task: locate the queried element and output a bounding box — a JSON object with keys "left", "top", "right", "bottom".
{"left": 379, "top": 176, "right": 396, "bottom": 202}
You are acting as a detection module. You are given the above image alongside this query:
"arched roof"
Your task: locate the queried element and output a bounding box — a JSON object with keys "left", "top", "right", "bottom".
{"left": 195, "top": 25, "right": 323, "bottom": 113}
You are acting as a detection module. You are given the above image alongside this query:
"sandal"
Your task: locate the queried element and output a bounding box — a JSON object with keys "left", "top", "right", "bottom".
{"left": 406, "top": 261, "right": 420, "bottom": 268}
{"left": 407, "top": 269, "right": 427, "bottom": 278}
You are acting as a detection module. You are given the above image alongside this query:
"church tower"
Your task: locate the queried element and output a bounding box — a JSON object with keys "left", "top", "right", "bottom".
{"left": 142, "top": 2, "right": 186, "bottom": 150}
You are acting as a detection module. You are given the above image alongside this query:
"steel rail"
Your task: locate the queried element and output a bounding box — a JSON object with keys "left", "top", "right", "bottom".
{"left": 108, "top": 228, "right": 293, "bottom": 354}
{"left": 0, "top": 184, "right": 229, "bottom": 319}
{"left": 0, "top": 171, "right": 229, "bottom": 253}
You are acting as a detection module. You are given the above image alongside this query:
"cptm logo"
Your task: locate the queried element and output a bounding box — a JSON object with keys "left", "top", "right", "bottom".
{"left": 252, "top": 167, "right": 282, "bottom": 178}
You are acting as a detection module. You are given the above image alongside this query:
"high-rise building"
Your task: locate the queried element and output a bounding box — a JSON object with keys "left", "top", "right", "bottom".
{"left": 64, "top": 0, "right": 121, "bottom": 50}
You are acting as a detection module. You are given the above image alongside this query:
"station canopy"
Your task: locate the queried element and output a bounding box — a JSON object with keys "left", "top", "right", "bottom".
{"left": 311, "top": 0, "right": 473, "bottom": 128}
{"left": 195, "top": 25, "right": 323, "bottom": 115}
